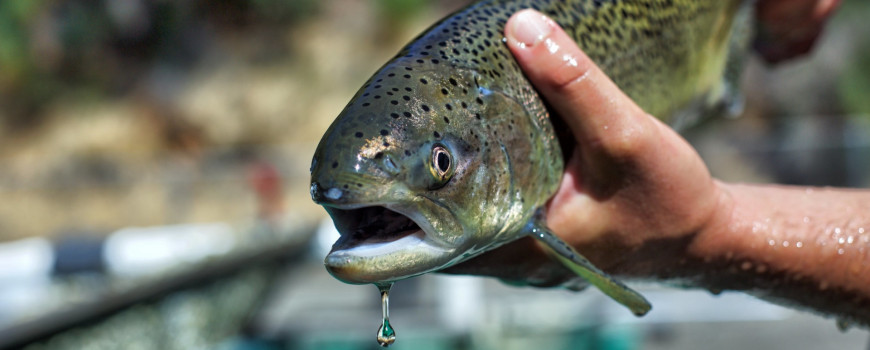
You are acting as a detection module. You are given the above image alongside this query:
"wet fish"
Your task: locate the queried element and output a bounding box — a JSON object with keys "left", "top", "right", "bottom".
{"left": 310, "top": 0, "right": 748, "bottom": 316}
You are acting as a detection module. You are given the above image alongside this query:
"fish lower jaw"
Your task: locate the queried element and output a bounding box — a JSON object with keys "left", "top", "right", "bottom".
{"left": 324, "top": 230, "right": 454, "bottom": 284}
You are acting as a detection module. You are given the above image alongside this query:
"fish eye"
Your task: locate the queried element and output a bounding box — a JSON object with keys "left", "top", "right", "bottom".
{"left": 428, "top": 144, "right": 454, "bottom": 188}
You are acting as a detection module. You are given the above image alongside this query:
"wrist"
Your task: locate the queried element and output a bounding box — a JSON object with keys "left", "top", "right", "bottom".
{"left": 587, "top": 179, "right": 733, "bottom": 280}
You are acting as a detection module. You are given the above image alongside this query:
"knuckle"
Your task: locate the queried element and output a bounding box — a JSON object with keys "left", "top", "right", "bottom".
{"left": 548, "top": 57, "right": 595, "bottom": 94}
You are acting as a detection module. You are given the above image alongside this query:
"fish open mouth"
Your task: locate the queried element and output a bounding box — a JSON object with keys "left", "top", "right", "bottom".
{"left": 326, "top": 206, "right": 425, "bottom": 253}
{"left": 322, "top": 204, "right": 456, "bottom": 283}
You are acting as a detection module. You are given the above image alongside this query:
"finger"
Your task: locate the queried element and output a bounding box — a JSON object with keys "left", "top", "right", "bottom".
{"left": 504, "top": 9, "right": 654, "bottom": 160}
{"left": 754, "top": 0, "right": 841, "bottom": 63}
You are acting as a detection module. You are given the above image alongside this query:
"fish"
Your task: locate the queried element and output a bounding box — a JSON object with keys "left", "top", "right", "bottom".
{"left": 309, "top": 0, "right": 749, "bottom": 316}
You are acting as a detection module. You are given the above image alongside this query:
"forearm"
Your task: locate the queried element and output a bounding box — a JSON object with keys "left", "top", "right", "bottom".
{"left": 663, "top": 182, "right": 870, "bottom": 324}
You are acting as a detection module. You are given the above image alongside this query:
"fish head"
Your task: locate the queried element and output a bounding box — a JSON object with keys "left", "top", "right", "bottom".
{"left": 310, "top": 57, "right": 523, "bottom": 284}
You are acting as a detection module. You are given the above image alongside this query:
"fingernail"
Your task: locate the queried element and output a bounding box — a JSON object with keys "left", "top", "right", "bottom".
{"left": 509, "top": 10, "right": 552, "bottom": 47}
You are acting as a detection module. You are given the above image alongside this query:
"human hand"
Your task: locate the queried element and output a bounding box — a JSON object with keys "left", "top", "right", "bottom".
{"left": 443, "top": 10, "right": 726, "bottom": 286}
{"left": 754, "top": 0, "right": 841, "bottom": 63}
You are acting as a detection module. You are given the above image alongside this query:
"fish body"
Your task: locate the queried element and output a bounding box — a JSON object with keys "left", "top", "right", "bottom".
{"left": 310, "top": 0, "right": 748, "bottom": 315}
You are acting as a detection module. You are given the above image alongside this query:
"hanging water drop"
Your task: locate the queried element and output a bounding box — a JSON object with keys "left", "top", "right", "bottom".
{"left": 836, "top": 318, "right": 852, "bottom": 332}
{"left": 376, "top": 283, "right": 397, "bottom": 347}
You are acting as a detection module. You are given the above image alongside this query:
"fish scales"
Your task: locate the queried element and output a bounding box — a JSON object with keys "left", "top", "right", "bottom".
{"left": 310, "top": 0, "right": 746, "bottom": 315}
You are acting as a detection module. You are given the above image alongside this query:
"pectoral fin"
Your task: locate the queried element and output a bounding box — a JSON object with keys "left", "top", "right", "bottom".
{"left": 528, "top": 224, "right": 651, "bottom": 316}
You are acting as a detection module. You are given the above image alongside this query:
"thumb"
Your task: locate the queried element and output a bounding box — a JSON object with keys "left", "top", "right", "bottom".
{"left": 504, "top": 9, "right": 657, "bottom": 165}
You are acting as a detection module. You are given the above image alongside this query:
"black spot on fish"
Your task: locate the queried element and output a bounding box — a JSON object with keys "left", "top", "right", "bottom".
{"left": 421, "top": 105, "right": 430, "bottom": 112}
{"left": 461, "top": 102, "right": 468, "bottom": 109}
{"left": 441, "top": 88, "right": 449, "bottom": 95}
{"left": 332, "top": 162, "right": 338, "bottom": 168}
{"left": 403, "top": 74, "right": 411, "bottom": 78}
{"left": 420, "top": 78, "right": 428, "bottom": 84}
{"left": 445, "top": 104, "right": 453, "bottom": 110}
{"left": 391, "top": 100, "right": 399, "bottom": 105}
{"left": 433, "top": 131, "right": 441, "bottom": 138}
{"left": 449, "top": 78, "right": 458, "bottom": 86}
{"left": 355, "top": 132, "right": 363, "bottom": 138}
{"left": 403, "top": 112, "right": 412, "bottom": 118}
{"left": 443, "top": 117, "right": 450, "bottom": 124}
{"left": 391, "top": 113, "right": 399, "bottom": 118}
{"left": 403, "top": 95, "right": 411, "bottom": 101}
{"left": 380, "top": 129, "right": 389, "bottom": 136}
{"left": 404, "top": 150, "right": 411, "bottom": 156}
{"left": 362, "top": 103, "right": 370, "bottom": 107}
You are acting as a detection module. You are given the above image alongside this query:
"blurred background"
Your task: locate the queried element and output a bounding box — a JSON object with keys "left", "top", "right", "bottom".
{"left": 0, "top": 0, "right": 869, "bottom": 349}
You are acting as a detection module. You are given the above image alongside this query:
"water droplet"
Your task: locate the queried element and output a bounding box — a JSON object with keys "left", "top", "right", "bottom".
{"left": 795, "top": 241, "right": 803, "bottom": 248}
{"left": 378, "top": 320, "right": 396, "bottom": 347}
{"left": 545, "top": 38, "right": 560, "bottom": 54}
{"left": 376, "top": 283, "right": 396, "bottom": 347}
{"left": 803, "top": 216, "right": 810, "bottom": 223}
{"left": 838, "top": 237, "right": 846, "bottom": 244}
{"left": 768, "top": 239, "right": 775, "bottom": 246}
{"left": 836, "top": 318, "right": 852, "bottom": 332}
{"left": 847, "top": 236, "right": 854, "bottom": 244}
{"left": 838, "top": 248, "right": 845, "bottom": 255}
{"left": 859, "top": 228, "right": 866, "bottom": 234}
{"left": 562, "top": 53, "right": 578, "bottom": 67}
{"left": 835, "top": 227, "right": 842, "bottom": 235}
{"left": 782, "top": 241, "right": 789, "bottom": 247}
